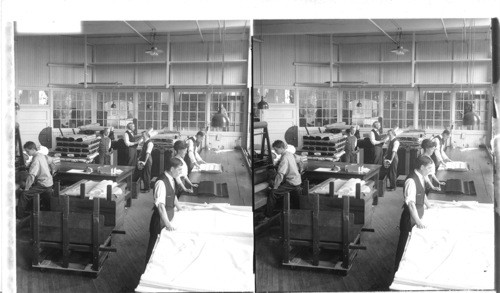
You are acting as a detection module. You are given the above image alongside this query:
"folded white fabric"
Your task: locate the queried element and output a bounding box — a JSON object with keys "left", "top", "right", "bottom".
{"left": 60, "top": 180, "right": 100, "bottom": 196}
{"left": 87, "top": 180, "right": 121, "bottom": 199}
{"left": 337, "top": 178, "right": 370, "bottom": 197}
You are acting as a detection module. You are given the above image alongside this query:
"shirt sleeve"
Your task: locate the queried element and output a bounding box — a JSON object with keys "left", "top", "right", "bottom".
{"left": 194, "top": 148, "right": 203, "bottom": 162}
{"left": 187, "top": 140, "right": 197, "bottom": 163}
{"left": 392, "top": 140, "right": 400, "bottom": 153}
{"left": 154, "top": 180, "right": 166, "bottom": 207}
{"left": 124, "top": 131, "right": 134, "bottom": 147}
{"left": 404, "top": 178, "right": 417, "bottom": 205}
{"left": 369, "top": 131, "right": 378, "bottom": 145}
{"left": 25, "top": 156, "right": 39, "bottom": 190}
{"left": 433, "top": 138, "right": 444, "bottom": 163}
{"left": 146, "top": 141, "right": 154, "bottom": 154}
{"left": 274, "top": 156, "right": 289, "bottom": 187}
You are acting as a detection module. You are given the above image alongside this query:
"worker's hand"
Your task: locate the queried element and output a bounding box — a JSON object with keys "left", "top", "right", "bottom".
{"left": 164, "top": 223, "right": 176, "bottom": 231}
{"left": 191, "top": 183, "right": 198, "bottom": 188}
{"left": 185, "top": 188, "right": 194, "bottom": 193}
{"left": 199, "top": 160, "right": 207, "bottom": 165}
{"left": 445, "top": 159, "right": 452, "bottom": 163}
{"left": 431, "top": 185, "right": 441, "bottom": 191}
{"left": 439, "top": 181, "right": 446, "bottom": 186}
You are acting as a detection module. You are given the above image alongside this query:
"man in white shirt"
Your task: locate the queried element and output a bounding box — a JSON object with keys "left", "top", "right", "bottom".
{"left": 124, "top": 122, "right": 143, "bottom": 166}
{"left": 369, "top": 121, "right": 388, "bottom": 165}
{"left": 394, "top": 155, "right": 433, "bottom": 271}
{"left": 384, "top": 129, "right": 400, "bottom": 191}
{"left": 145, "top": 157, "right": 184, "bottom": 264}
{"left": 431, "top": 129, "right": 452, "bottom": 173}
{"left": 184, "top": 131, "right": 207, "bottom": 174}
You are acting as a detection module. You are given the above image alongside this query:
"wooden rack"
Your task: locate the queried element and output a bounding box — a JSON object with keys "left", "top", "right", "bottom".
{"left": 282, "top": 181, "right": 374, "bottom": 275}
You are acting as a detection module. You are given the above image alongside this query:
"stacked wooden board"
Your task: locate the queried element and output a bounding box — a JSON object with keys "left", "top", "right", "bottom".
{"left": 53, "top": 134, "right": 100, "bottom": 163}
{"left": 299, "top": 133, "right": 346, "bottom": 160}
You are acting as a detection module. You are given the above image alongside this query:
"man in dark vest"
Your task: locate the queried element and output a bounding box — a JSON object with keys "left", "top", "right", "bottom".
{"left": 124, "top": 122, "right": 142, "bottom": 166}
{"left": 384, "top": 129, "right": 400, "bottom": 191}
{"left": 184, "top": 131, "right": 207, "bottom": 174}
{"left": 134, "top": 131, "right": 154, "bottom": 193}
{"left": 369, "top": 121, "right": 388, "bottom": 165}
{"left": 145, "top": 157, "right": 185, "bottom": 265}
{"left": 394, "top": 155, "right": 434, "bottom": 271}
{"left": 431, "top": 129, "right": 452, "bottom": 173}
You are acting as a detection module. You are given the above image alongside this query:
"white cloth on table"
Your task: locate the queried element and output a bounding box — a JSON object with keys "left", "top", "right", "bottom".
{"left": 336, "top": 178, "right": 370, "bottom": 197}
{"left": 86, "top": 180, "right": 122, "bottom": 199}
{"left": 390, "top": 200, "right": 494, "bottom": 291}
{"left": 136, "top": 203, "right": 254, "bottom": 292}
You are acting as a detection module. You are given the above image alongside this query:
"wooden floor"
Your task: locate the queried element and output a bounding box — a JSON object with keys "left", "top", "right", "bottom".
{"left": 16, "top": 148, "right": 251, "bottom": 293}
{"left": 255, "top": 147, "right": 493, "bottom": 292}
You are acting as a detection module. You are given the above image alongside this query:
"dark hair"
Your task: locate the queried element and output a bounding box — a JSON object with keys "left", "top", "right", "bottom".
{"left": 442, "top": 130, "right": 450, "bottom": 136}
{"left": 421, "top": 138, "right": 436, "bottom": 150}
{"left": 415, "top": 155, "right": 433, "bottom": 170}
{"left": 173, "top": 140, "right": 187, "bottom": 151}
{"left": 166, "top": 157, "right": 183, "bottom": 171}
{"left": 272, "top": 140, "right": 286, "bottom": 149}
{"left": 345, "top": 128, "right": 352, "bottom": 135}
{"left": 196, "top": 131, "right": 205, "bottom": 137}
{"left": 23, "top": 141, "right": 37, "bottom": 151}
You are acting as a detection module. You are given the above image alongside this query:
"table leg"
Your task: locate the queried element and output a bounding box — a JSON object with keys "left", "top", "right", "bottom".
{"left": 126, "top": 175, "right": 133, "bottom": 207}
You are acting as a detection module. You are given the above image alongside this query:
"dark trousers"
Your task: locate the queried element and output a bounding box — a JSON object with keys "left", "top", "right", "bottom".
{"left": 395, "top": 207, "right": 413, "bottom": 271}
{"left": 145, "top": 232, "right": 159, "bottom": 266}
{"left": 127, "top": 146, "right": 138, "bottom": 167}
{"left": 134, "top": 159, "right": 152, "bottom": 191}
{"left": 385, "top": 157, "right": 399, "bottom": 189}
{"left": 99, "top": 153, "right": 111, "bottom": 165}
{"left": 373, "top": 146, "right": 383, "bottom": 165}
{"left": 265, "top": 181, "right": 301, "bottom": 217}
{"left": 17, "top": 183, "right": 52, "bottom": 216}
{"left": 344, "top": 151, "right": 357, "bottom": 163}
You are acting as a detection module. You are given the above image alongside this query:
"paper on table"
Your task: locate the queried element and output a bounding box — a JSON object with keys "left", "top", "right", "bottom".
{"left": 67, "top": 169, "right": 85, "bottom": 173}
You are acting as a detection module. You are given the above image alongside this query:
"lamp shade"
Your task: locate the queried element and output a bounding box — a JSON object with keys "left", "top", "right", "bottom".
{"left": 356, "top": 101, "right": 362, "bottom": 107}
{"left": 211, "top": 113, "right": 230, "bottom": 128}
{"left": 257, "top": 97, "right": 269, "bottom": 109}
{"left": 110, "top": 102, "right": 116, "bottom": 109}
{"left": 463, "top": 111, "right": 480, "bottom": 126}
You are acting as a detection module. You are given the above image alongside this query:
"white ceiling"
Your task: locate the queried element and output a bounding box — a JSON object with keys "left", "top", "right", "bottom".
{"left": 254, "top": 19, "right": 491, "bottom": 36}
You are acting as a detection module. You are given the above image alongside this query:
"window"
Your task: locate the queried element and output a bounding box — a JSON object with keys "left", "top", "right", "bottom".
{"left": 96, "top": 91, "right": 134, "bottom": 129}
{"left": 18, "top": 90, "right": 49, "bottom": 105}
{"left": 211, "top": 91, "right": 245, "bottom": 132}
{"left": 173, "top": 92, "right": 206, "bottom": 131}
{"left": 53, "top": 90, "right": 92, "bottom": 128}
{"left": 383, "top": 91, "right": 415, "bottom": 129}
{"left": 299, "top": 89, "right": 338, "bottom": 127}
{"left": 138, "top": 91, "right": 169, "bottom": 130}
{"left": 262, "top": 88, "right": 294, "bottom": 104}
{"left": 342, "top": 90, "right": 379, "bottom": 126}
{"left": 419, "top": 91, "right": 451, "bottom": 129}
{"left": 455, "top": 91, "right": 489, "bottom": 130}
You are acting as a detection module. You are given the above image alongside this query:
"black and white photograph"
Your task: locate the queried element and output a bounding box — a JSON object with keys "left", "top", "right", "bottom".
{"left": 10, "top": 20, "right": 253, "bottom": 292}
{"left": 252, "top": 18, "right": 496, "bottom": 292}
{"left": 1, "top": 1, "right": 500, "bottom": 293}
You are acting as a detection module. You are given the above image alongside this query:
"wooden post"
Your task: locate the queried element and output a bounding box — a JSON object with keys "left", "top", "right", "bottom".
{"left": 54, "top": 181, "right": 60, "bottom": 197}
{"left": 106, "top": 185, "right": 112, "bottom": 201}
{"left": 91, "top": 198, "right": 100, "bottom": 271}
{"left": 32, "top": 194, "right": 40, "bottom": 266}
{"left": 80, "top": 183, "right": 86, "bottom": 199}
{"left": 355, "top": 183, "right": 361, "bottom": 199}
{"left": 282, "top": 193, "right": 290, "bottom": 264}
{"left": 312, "top": 193, "right": 320, "bottom": 266}
{"left": 329, "top": 181, "right": 335, "bottom": 197}
{"left": 62, "top": 195, "right": 69, "bottom": 268}
{"left": 341, "top": 195, "right": 350, "bottom": 269}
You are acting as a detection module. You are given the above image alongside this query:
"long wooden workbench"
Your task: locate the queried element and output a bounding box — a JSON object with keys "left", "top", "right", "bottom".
{"left": 179, "top": 149, "right": 252, "bottom": 206}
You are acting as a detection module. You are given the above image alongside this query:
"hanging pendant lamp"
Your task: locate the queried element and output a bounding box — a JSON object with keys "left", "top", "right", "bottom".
{"left": 356, "top": 100, "right": 362, "bottom": 107}
{"left": 211, "top": 106, "right": 230, "bottom": 128}
{"left": 462, "top": 102, "right": 480, "bottom": 126}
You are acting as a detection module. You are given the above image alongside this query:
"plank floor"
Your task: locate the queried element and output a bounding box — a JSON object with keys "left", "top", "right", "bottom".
{"left": 16, "top": 148, "right": 251, "bottom": 293}
{"left": 255, "top": 147, "right": 493, "bottom": 292}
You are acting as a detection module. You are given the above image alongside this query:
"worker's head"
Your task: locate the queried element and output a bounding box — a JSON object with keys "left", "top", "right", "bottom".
{"left": 415, "top": 155, "right": 434, "bottom": 177}
{"left": 421, "top": 139, "right": 436, "bottom": 153}
{"left": 372, "top": 121, "right": 380, "bottom": 130}
{"left": 127, "top": 123, "right": 135, "bottom": 131}
{"left": 387, "top": 128, "right": 396, "bottom": 139}
{"left": 23, "top": 141, "right": 38, "bottom": 156}
{"left": 442, "top": 129, "right": 450, "bottom": 140}
{"left": 102, "top": 128, "right": 110, "bottom": 137}
{"left": 173, "top": 140, "right": 187, "bottom": 157}
{"left": 272, "top": 140, "right": 287, "bottom": 155}
{"left": 141, "top": 131, "right": 150, "bottom": 140}
{"left": 166, "top": 157, "right": 184, "bottom": 178}
{"left": 195, "top": 131, "right": 205, "bottom": 143}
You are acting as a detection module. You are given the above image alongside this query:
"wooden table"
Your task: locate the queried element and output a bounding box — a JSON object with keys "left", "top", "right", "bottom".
{"left": 180, "top": 149, "right": 251, "bottom": 206}
{"left": 54, "top": 162, "right": 136, "bottom": 206}
{"left": 429, "top": 148, "right": 493, "bottom": 204}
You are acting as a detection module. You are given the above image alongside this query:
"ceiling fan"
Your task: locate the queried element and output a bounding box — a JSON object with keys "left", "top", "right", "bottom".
{"left": 390, "top": 28, "right": 409, "bottom": 56}
{"left": 145, "top": 29, "right": 163, "bottom": 56}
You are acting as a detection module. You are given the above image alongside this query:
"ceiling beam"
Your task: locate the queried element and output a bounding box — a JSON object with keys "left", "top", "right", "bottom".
{"left": 441, "top": 19, "right": 449, "bottom": 41}
{"left": 123, "top": 21, "right": 151, "bottom": 45}
{"left": 368, "top": 19, "right": 397, "bottom": 44}
{"left": 195, "top": 21, "right": 204, "bottom": 43}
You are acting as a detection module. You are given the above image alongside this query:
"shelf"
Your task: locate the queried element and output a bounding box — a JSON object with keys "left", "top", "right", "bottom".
{"left": 293, "top": 62, "right": 335, "bottom": 67}
{"left": 90, "top": 61, "right": 166, "bottom": 66}
{"left": 338, "top": 60, "right": 411, "bottom": 65}
{"left": 47, "top": 63, "right": 89, "bottom": 68}
{"left": 415, "top": 59, "right": 491, "bottom": 64}
{"left": 170, "top": 60, "right": 247, "bottom": 65}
